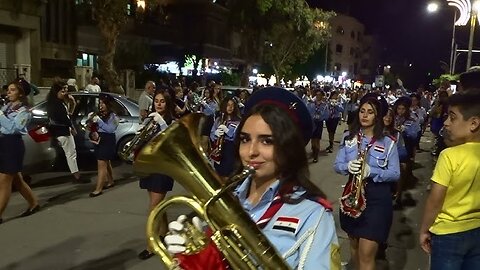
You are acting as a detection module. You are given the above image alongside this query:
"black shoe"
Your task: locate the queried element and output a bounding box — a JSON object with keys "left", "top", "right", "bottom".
{"left": 0, "top": 218, "right": 3, "bottom": 224}
{"left": 73, "top": 176, "right": 91, "bottom": 184}
{"left": 138, "top": 249, "right": 155, "bottom": 260}
{"left": 312, "top": 158, "right": 318, "bottom": 163}
{"left": 20, "top": 205, "right": 40, "bottom": 217}
{"left": 89, "top": 191, "right": 103, "bottom": 197}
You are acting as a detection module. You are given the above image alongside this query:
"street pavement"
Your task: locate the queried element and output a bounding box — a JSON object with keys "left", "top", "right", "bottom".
{"left": 0, "top": 122, "right": 433, "bottom": 270}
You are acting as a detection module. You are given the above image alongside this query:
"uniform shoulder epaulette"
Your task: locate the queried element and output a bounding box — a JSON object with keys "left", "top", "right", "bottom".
{"left": 308, "top": 196, "right": 333, "bottom": 211}
{"left": 387, "top": 134, "right": 397, "bottom": 142}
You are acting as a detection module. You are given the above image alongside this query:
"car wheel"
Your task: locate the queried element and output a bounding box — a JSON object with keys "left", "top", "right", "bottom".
{"left": 116, "top": 135, "right": 135, "bottom": 163}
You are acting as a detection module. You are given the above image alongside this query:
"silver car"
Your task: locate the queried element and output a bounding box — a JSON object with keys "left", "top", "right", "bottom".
{"left": 25, "top": 92, "right": 140, "bottom": 173}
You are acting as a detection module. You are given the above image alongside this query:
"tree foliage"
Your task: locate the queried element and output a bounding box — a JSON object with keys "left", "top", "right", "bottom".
{"left": 229, "top": 0, "right": 334, "bottom": 84}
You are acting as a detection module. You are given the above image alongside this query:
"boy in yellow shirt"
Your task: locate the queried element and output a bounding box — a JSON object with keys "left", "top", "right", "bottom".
{"left": 419, "top": 90, "right": 480, "bottom": 270}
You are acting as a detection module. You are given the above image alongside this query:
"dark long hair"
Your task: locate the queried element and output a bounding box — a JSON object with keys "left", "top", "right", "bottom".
{"left": 383, "top": 107, "right": 398, "bottom": 137}
{"left": 233, "top": 103, "right": 327, "bottom": 202}
{"left": 46, "top": 81, "right": 67, "bottom": 106}
{"left": 347, "top": 98, "right": 385, "bottom": 140}
{"left": 7, "top": 79, "right": 30, "bottom": 107}
{"left": 151, "top": 89, "right": 175, "bottom": 124}
{"left": 220, "top": 97, "right": 241, "bottom": 121}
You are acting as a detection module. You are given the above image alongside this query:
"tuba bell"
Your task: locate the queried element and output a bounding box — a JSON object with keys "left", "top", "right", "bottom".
{"left": 134, "top": 113, "right": 291, "bottom": 270}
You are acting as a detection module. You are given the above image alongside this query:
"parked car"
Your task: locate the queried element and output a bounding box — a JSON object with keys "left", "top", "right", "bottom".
{"left": 25, "top": 92, "right": 140, "bottom": 173}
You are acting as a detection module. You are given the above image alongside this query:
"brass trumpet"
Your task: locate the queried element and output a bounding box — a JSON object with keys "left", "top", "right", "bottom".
{"left": 134, "top": 113, "right": 291, "bottom": 270}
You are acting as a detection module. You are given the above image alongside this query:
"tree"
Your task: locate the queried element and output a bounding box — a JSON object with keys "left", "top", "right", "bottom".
{"left": 261, "top": 4, "right": 334, "bottom": 82}
{"left": 91, "top": 0, "right": 166, "bottom": 93}
{"left": 228, "top": 0, "right": 334, "bottom": 85}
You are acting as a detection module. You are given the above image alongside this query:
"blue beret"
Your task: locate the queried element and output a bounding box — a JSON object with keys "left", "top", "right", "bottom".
{"left": 360, "top": 93, "right": 389, "bottom": 117}
{"left": 243, "top": 87, "right": 313, "bottom": 145}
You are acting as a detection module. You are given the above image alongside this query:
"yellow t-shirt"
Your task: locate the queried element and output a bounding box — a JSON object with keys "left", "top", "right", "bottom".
{"left": 430, "top": 142, "right": 480, "bottom": 235}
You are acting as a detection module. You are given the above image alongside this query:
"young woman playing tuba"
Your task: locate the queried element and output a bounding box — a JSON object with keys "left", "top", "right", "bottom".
{"left": 334, "top": 93, "right": 400, "bottom": 270}
{"left": 163, "top": 87, "right": 341, "bottom": 270}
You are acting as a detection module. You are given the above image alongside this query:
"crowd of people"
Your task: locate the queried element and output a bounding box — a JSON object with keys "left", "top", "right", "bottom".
{"left": 0, "top": 66, "right": 479, "bottom": 269}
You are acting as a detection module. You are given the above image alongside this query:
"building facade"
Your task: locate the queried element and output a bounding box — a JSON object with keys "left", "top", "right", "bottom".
{"left": 328, "top": 14, "right": 380, "bottom": 82}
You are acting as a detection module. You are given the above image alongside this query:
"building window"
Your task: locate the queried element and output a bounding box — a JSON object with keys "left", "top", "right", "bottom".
{"left": 336, "top": 44, "right": 343, "bottom": 54}
{"left": 334, "top": 63, "right": 341, "bottom": 71}
{"left": 351, "top": 31, "right": 355, "bottom": 39}
{"left": 336, "top": 26, "right": 345, "bottom": 35}
{"left": 357, "top": 32, "right": 362, "bottom": 41}
{"left": 350, "top": 47, "right": 354, "bottom": 56}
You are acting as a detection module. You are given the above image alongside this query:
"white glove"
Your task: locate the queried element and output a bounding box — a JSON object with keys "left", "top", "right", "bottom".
{"left": 0, "top": 110, "right": 4, "bottom": 116}
{"left": 214, "top": 128, "right": 225, "bottom": 137}
{"left": 347, "top": 159, "right": 362, "bottom": 174}
{"left": 148, "top": 112, "right": 166, "bottom": 126}
{"left": 218, "top": 124, "right": 229, "bottom": 133}
{"left": 92, "top": 115, "right": 101, "bottom": 123}
{"left": 164, "top": 215, "right": 204, "bottom": 254}
{"left": 87, "top": 112, "right": 95, "bottom": 118}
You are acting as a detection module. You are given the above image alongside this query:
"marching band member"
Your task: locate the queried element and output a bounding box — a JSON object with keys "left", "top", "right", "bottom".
{"left": 307, "top": 90, "right": 329, "bottom": 163}
{"left": 393, "top": 97, "right": 421, "bottom": 179}
{"left": 325, "top": 91, "right": 344, "bottom": 153}
{"left": 209, "top": 97, "right": 241, "bottom": 177}
{"left": 0, "top": 79, "right": 39, "bottom": 223}
{"left": 200, "top": 87, "right": 221, "bottom": 153}
{"left": 334, "top": 93, "right": 400, "bottom": 270}
{"left": 383, "top": 107, "right": 409, "bottom": 208}
{"left": 138, "top": 89, "right": 176, "bottom": 260}
{"left": 165, "top": 87, "right": 341, "bottom": 270}
{"left": 89, "top": 94, "right": 119, "bottom": 197}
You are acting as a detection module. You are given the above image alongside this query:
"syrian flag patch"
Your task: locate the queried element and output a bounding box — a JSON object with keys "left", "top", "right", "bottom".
{"left": 373, "top": 145, "right": 385, "bottom": 153}
{"left": 272, "top": 216, "right": 300, "bottom": 233}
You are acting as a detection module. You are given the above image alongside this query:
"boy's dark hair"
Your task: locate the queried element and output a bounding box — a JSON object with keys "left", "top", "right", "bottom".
{"left": 459, "top": 68, "right": 480, "bottom": 90}
{"left": 448, "top": 91, "right": 480, "bottom": 120}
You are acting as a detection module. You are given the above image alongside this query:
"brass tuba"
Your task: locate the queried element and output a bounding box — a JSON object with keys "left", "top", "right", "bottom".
{"left": 134, "top": 113, "right": 291, "bottom": 270}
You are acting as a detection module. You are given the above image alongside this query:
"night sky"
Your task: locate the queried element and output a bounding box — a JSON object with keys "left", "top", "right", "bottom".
{"left": 311, "top": 0, "right": 480, "bottom": 89}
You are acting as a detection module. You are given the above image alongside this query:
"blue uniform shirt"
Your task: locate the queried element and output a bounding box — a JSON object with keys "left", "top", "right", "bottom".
{"left": 202, "top": 100, "right": 218, "bottom": 116}
{"left": 307, "top": 101, "right": 329, "bottom": 122}
{"left": 395, "top": 116, "right": 421, "bottom": 139}
{"left": 209, "top": 118, "right": 239, "bottom": 142}
{"left": 334, "top": 131, "right": 400, "bottom": 183}
{"left": 233, "top": 178, "right": 341, "bottom": 269}
{"left": 0, "top": 103, "right": 31, "bottom": 135}
{"left": 97, "top": 113, "right": 119, "bottom": 133}
{"left": 327, "top": 101, "right": 344, "bottom": 119}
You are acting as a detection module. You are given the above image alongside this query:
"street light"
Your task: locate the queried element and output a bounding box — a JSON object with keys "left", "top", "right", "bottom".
{"left": 466, "top": 0, "right": 480, "bottom": 69}
{"left": 427, "top": 0, "right": 472, "bottom": 73}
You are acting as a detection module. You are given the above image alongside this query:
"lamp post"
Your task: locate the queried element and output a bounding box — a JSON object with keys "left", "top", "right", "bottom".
{"left": 428, "top": 0, "right": 480, "bottom": 72}
{"left": 466, "top": 1, "right": 480, "bottom": 69}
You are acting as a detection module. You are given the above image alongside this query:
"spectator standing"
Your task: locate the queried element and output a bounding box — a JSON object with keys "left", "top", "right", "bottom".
{"left": 138, "top": 81, "right": 155, "bottom": 123}
{"left": 46, "top": 81, "right": 89, "bottom": 183}
{"left": 66, "top": 78, "right": 78, "bottom": 92}
{"left": 84, "top": 76, "right": 101, "bottom": 93}
{"left": 419, "top": 91, "right": 480, "bottom": 269}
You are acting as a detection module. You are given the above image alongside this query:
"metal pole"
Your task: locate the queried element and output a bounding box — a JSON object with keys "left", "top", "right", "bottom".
{"left": 450, "top": 11, "right": 457, "bottom": 74}
{"left": 466, "top": 11, "right": 477, "bottom": 70}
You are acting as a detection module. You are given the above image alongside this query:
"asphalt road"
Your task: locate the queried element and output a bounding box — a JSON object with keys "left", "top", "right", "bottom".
{"left": 0, "top": 123, "right": 433, "bottom": 270}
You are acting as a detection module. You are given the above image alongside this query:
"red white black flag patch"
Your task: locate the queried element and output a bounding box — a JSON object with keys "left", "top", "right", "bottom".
{"left": 272, "top": 216, "right": 300, "bottom": 233}
{"left": 373, "top": 145, "right": 385, "bottom": 153}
